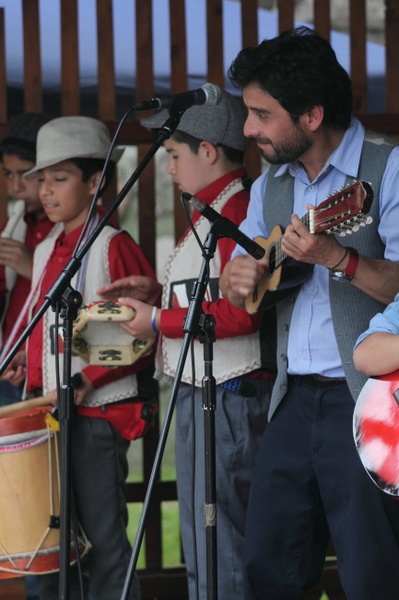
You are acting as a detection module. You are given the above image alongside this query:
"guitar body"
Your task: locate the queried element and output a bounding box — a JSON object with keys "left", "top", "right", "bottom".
{"left": 244, "top": 180, "right": 374, "bottom": 314}
{"left": 245, "top": 227, "right": 313, "bottom": 314}
{"left": 353, "top": 371, "right": 399, "bottom": 496}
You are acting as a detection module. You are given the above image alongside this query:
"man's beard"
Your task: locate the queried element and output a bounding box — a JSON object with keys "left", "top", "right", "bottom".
{"left": 255, "top": 128, "right": 312, "bottom": 165}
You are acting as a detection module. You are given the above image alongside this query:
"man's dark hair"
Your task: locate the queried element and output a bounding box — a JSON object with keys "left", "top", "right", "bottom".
{"left": 69, "top": 157, "right": 116, "bottom": 193}
{"left": 228, "top": 26, "right": 353, "bottom": 130}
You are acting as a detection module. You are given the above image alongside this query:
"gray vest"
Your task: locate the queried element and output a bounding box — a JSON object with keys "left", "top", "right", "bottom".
{"left": 263, "top": 134, "right": 396, "bottom": 418}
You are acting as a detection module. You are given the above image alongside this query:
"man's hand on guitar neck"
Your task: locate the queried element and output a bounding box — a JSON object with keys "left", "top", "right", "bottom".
{"left": 282, "top": 213, "right": 346, "bottom": 269}
{"left": 220, "top": 255, "right": 268, "bottom": 308}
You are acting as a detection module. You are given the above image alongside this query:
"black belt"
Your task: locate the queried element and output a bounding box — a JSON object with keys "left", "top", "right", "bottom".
{"left": 289, "top": 374, "right": 346, "bottom": 385}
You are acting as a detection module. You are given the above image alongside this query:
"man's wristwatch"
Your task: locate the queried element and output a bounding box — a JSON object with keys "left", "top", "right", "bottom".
{"left": 329, "top": 247, "right": 359, "bottom": 281}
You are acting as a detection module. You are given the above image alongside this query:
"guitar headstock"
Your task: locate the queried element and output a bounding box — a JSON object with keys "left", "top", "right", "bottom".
{"left": 308, "top": 180, "right": 373, "bottom": 236}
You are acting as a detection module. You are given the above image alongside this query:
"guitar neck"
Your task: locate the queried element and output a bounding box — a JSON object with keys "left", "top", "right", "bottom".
{"left": 272, "top": 212, "right": 310, "bottom": 269}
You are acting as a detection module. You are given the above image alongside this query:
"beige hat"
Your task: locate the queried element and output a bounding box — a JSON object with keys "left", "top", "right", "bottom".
{"left": 26, "top": 116, "right": 124, "bottom": 174}
{"left": 140, "top": 89, "right": 249, "bottom": 153}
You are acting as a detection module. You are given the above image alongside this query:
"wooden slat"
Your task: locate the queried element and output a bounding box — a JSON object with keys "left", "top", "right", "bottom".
{"left": 170, "top": 0, "right": 187, "bottom": 92}
{"left": 385, "top": 0, "right": 399, "bottom": 112}
{"left": 356, "top": 112, "right": 399, "bottom": 138}
{"left": 349, "top": 0, "right": 368, "bottom": 112}
{"left": 136, "top": 0, "right": 156, "bottom": 271}
{"left": 135, "top": 1, "right": 159, "bottom": 569}
{"left": 0, "top": 168, "right": 7, "bottom": 229}
{"left": 0, "top": 579, "right": 26, "bottom": 600}
{"left": 138, "top": 568, "right": 188, "bottom": 599}
{"left": 314, "top": 0, "right": 331, "bottom": 41}
{"left": 0, "top": 9, "right": 6, "bottom": 124}
{"left": 61, "top": 0, "right": 80, "bottom": 115}
{"left": 240, "top": 0, "right": 262, "bottom": 179}
{"left": 0, "top": 8, "right": 7, "bottom": 229}
{"left": 169, "top": 0, "right": 189, "bottom": 243}
{"left": 241, "top": 0, "right": 258, "bottom": 47}
{"left": 22, "top": 0, "right": 42, "bottom": 111}
{"left": 278, "top": 0, "right": 295, "bottom": 32}
{"left": 135, "top": 0, "right": 154, "bottom": 102}
{"left": 140, "top": 414, "right": 163, "bottom": 568}
{"left": 97, "top": 0, "right": 116, "bottom": 120}
{"left": 136, "top": 144, "right": 157, "bottom": 269}
{"left": 206, "top": 0, "right": 224, "bottom": 88}
{"left": 92, "top": 1, "right": 117, "bottom": 212}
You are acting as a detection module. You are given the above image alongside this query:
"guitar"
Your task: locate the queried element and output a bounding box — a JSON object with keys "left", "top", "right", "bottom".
{"left": 353, "top": 372, "right": 399, "bottom": 497}
{"left": 245, "top": 180, "right": 374, "bottom": 314}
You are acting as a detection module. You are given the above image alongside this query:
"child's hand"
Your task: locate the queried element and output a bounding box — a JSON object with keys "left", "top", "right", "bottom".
{"left": 118, "top": 298, "right": 159, "bottom": 340}
{"left": 98, "top": 275, "right": 162, "bottom": 305}
{"left": 0, "top": 350, "right": 26, "bottom": 386}
{"left": 0, "top": 239, "right": 34, "bottom": 279}
{"left": 73, "top": 372, "right": 93, "bottom": 406}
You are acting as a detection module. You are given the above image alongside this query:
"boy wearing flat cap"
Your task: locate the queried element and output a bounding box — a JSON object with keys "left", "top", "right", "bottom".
{"left": 99, "top": 90, "right": 276, "bottom": 600}
{"left": 4, "top": 116, "right": 157, "bottom": 600}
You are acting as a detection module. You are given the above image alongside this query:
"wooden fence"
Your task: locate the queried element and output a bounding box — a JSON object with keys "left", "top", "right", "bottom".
{"left": 1, "top": 1, "right": 399, "bottom": 597}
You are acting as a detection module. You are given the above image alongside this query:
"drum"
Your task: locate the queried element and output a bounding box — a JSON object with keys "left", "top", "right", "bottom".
{"left": 353, "top": 371, "right": 399, "bottom": 496}
{"left": 72, "top": 300, "right": 154, "bottom": 366}
{"left": 0, "top": 406, "right": 91, "bottom": 578}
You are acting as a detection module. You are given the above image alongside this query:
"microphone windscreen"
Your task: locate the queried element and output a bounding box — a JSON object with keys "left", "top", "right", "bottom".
{"left": 201, "top": 83, "right": 222, "bottom": 107}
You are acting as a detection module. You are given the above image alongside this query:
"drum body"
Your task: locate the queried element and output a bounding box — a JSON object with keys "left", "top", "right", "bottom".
{"left": 0, "top": 406, "right": 90, "bottom": 578}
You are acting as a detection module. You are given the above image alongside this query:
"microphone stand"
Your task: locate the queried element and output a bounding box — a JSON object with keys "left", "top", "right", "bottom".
{"left": 0, "top": 111, "right": 183, "bottom": 600}
{"left": 120, "top": 226, "right": 220, "bottom": 600}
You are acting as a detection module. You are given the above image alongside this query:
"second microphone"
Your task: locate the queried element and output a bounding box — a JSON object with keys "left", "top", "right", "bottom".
{"left": 182, "top": 192, "right": 265, "bottom": 260}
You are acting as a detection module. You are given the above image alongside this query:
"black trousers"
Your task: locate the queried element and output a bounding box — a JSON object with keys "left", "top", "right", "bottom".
{"left": 243, "top": 376, "right": 399, "bottom": 600}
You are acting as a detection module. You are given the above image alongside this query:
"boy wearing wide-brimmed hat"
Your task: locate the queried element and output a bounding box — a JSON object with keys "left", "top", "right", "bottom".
{"left": 4, "top": 116, "right": 156, "bottom": 600}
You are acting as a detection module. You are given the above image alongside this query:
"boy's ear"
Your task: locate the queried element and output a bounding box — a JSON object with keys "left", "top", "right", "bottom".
{"left": 89, "top": 171, "right": 105, "bottom": 194}
{"left": 199, "top": 140, "right": 218, "bottom": 164}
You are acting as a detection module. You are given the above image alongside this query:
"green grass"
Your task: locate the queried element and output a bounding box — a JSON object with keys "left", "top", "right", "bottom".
{"left": 127, "top": 500, "right": 182, "bottom": 569}
{"left": 126, "top": 384, "right": 181, "bottom": 568}
{"left": 126, "top": 460, "right": 182, "bottom": 569}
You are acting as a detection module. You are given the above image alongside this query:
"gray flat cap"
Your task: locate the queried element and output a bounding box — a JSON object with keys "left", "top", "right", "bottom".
{"left": 141, "top": 89, "right": 249, "bottom": 152}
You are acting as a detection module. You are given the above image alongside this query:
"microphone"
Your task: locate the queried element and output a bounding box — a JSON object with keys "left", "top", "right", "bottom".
{"left": 133, "top": 83, "right": 222, "bottom": 111}
{"left": 182, "top": 192, "right": 265, "bottom": 260}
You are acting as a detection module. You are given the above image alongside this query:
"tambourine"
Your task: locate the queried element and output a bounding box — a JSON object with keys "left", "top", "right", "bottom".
{"left": 72, "top": 300, "right": 154, "bottom": 367}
